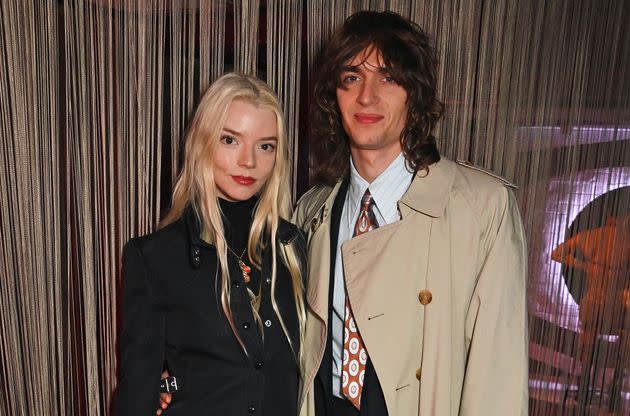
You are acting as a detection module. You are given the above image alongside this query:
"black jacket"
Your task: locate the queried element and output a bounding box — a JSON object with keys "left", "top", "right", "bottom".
{"left": 114, "top": 207, "right": 307, "bottom": 416}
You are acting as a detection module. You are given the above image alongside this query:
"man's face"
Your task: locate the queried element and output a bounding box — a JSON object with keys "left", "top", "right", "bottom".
{"left": 336, "top": 47, "right": 408, "bottom": 156}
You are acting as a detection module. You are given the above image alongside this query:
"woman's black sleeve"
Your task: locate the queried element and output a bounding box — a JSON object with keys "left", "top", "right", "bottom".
{"left": 113, "top": 239, "right": 165, "bottom": 415}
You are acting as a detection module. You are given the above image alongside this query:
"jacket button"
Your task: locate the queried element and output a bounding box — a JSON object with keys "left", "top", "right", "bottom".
{"left": 248, "top": 405, "right": 256, "bottom": 413}
{"left": 242, "top": 322, "right": 250, "bottom": 330}
{"left": 255, "top": 361, "right": 263, "bottom": 369}
{"left": 191, "top": 247, "right": 201, "bottom": 267}
{"left": 418, "top": 289, "right": 432, "bottom": 305}
{"left": 415, "top": 367, "right": 422, "bottom": 381}
{"left": 232, "top": 280, "right": 241, "bottom": 288}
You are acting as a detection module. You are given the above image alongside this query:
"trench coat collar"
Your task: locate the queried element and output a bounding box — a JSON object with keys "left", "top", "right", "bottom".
{"left": 398, "top": 157, "right": 456, "bottom": 218}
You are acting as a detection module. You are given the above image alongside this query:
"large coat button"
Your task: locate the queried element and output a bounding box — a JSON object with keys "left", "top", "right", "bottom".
{"left": 415, "top": 367, "right": 422, "bottom": 381}
{"left": 418, "top": 289, "right": 432, "bottom": 305}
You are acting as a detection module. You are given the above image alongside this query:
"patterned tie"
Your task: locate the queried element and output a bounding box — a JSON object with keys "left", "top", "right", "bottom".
{"left": 342, "top": 189, "right": 378, "bottom": 409}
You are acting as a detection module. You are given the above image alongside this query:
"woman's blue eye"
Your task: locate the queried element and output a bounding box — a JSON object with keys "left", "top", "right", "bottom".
{"left": 260, "top": 143, "right": 276, "bottom": 152}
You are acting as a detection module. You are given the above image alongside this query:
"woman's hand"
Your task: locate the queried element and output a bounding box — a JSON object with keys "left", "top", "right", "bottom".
{"left": 156, "top": 370, "right": 172, "bottom": 415}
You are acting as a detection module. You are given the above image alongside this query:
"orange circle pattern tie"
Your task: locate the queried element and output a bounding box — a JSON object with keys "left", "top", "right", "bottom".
{"left": 342, "top": 189, "right": 378, "bottom": 409}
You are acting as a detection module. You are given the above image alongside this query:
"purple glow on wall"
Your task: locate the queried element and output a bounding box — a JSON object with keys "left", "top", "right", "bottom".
{"left": 517, "top": 126, "right": 630, "bottom": 149}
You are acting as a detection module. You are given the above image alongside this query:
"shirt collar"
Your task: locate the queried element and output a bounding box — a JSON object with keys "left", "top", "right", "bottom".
{"left": 347, "top": 152, "right": 414, "bottom": 224}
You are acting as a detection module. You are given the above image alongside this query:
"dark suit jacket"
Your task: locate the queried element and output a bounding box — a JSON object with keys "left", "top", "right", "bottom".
{"left": 114, "top": 207, "right": 307, "bottom": 416}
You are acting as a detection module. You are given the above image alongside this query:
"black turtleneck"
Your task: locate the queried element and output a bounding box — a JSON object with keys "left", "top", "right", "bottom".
{"left": 219, "top": 196, "right": 262, "bottom": 293}
{"left": 219, "top": 195, "right": 258, "bottom": 254}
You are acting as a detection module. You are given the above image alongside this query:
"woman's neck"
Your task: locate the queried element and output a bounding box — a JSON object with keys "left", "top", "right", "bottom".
{"left": 219, "top": 196, "right": 258, "bottom": 253}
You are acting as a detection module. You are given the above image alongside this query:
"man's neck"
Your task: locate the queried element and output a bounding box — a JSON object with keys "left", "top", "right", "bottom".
{"left": 350, "top": 146, "right": 402, "bottom": 183}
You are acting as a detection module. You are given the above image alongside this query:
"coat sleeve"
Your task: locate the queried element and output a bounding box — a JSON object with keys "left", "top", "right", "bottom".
{"left": 460, "top": 187, "right": 529, "bottom": 415}
{"left": 113, "top": 239, "right": 165, "bottom": 416}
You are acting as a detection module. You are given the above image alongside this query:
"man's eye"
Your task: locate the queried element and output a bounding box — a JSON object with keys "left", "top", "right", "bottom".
{"left": 341, "top": 74, "right": 360, "bottom": 84}
{"left": 260, "top": 143, "right": 276, "bottom": 152}
{"left": 383, "top": 75, "right": 398, "bottom": 83}
{"left": 220, "top": 135, "right": 236, "bottom": 144}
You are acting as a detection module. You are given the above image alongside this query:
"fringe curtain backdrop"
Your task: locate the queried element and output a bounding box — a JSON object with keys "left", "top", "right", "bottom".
{"left": 0, "top": 0, "right": 629, "bottom": 414}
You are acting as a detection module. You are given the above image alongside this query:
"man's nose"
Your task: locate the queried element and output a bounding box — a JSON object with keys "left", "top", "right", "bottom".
{"left": 356, "top": 78, "right": 379, "bottom": 106}
{"left": 237, "top": 146, "right": 255, "bottom": 168}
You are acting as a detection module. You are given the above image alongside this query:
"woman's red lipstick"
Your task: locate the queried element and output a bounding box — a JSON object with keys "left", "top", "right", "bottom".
{"left": 232, "top": 176, "right": 255, "bottom": 185}
{"left": 354, "top": 113, "right": 383, "bottom": 124}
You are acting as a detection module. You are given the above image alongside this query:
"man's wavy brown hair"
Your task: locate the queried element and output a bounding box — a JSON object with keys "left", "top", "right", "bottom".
{"left": 311, "top": 11, "right": 444, "bottom": 184}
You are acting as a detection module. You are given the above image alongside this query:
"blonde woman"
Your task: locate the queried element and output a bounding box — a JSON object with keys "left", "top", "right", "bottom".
{"left": 114, "top": 73, "right": 307, "bottom": 415}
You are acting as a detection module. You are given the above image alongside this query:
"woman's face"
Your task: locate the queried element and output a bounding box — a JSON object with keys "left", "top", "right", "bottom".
{"left": 213, "top": 99, "right": 278, "bottom": 201}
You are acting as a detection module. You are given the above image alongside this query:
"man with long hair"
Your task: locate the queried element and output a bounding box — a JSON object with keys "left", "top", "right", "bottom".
{"left": 294, "top": 11, "right": 528, "bottom": 415}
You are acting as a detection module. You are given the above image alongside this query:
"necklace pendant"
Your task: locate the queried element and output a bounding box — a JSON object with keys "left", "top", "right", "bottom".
{"left": 239, "top": 260, "right": 252, "bottom": 283}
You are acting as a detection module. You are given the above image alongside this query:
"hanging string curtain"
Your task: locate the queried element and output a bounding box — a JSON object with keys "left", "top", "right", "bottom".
{"left": 0, "top": 0, "right": 302, "bottom": 413}
{"left": 234, "top": 0, "right": 260, "bottom": 75}
{"left": 0, "top": 1, "right": 62, "bottom": 414}
{"left": 266, "top": 0, "right": 303, "bottom": 196}
{"left": 1, "top": 0, "right": 629, "bottom": 414}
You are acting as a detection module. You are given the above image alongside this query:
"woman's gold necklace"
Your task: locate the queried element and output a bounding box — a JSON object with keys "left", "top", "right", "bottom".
{"left": 227, "top": 245, "right": 262, "bottom": 317}
{"left": 227, "top": 246, "right": 252, "bottom": 283}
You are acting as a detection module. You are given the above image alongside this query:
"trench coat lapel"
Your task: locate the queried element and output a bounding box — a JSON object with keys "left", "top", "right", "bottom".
{"left": 305, "top": 159, "right": 454, "bottom": 321}
{"left": 399, "top": 158, "right": 455, "bottom": 218}
{"left": 303, "top": 180, "right": 343, "bottom": 323}
{"left": 339, "top": 159, "right": 456, "bottom": 399}
{"left": 340, "top": 215, "right": 431, "bottom": 399}
{"left": 299, "top": 181, "right": 342, "bottom": 408}
{"left": 341, "top": 159, "right": 456, "bottom": 310}
{"left": 305, "top": 219, "right": 332, "bottom": 322}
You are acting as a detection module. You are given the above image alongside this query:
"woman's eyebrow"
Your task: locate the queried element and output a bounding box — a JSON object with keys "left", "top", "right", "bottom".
{"left": 222, "top": 127, "right": 242, "bottom": 136}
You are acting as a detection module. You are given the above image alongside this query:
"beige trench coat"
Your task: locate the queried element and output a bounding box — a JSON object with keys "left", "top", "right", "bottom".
{"left": 293, "top": 158, "right": 528, "bottom": 416}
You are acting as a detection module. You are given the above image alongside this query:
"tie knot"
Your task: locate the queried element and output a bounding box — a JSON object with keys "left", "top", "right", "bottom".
{"left": 361, "top": 190, "right": 373, "bottom": 209}
{"left": 353, "top": 189, "right": 378, "bottom": 237}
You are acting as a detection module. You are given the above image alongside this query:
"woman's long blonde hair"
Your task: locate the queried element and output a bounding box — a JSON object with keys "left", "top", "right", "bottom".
{"left": 160, "top": 73, "right": 305, "bottom": 363}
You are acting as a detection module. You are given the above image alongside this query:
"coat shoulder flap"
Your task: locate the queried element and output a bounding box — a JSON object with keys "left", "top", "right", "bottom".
{"left": 455, "top": 159, "right": 518, "bottom": 189}
{"left": 293, "top": 184, "right": 335, "bottom": 231}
